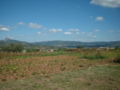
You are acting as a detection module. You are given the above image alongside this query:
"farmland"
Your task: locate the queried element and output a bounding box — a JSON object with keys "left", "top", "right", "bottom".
{"left": 1, "top": 0, "right": 120, "bottom": 89}
{"left": 0, "top": 48, "right": 120, "bottom": 90}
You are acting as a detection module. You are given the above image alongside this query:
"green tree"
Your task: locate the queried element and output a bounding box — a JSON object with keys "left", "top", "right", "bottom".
{"left": 76, "top": 45, "right": 84, "bottom": 49}
{"left": 2, "top": 43, "right": 24, "bottom": 52}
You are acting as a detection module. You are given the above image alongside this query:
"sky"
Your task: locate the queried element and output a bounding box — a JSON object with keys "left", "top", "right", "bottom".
{"left": 0, "top": 0, "right": 120, "bottom": 42}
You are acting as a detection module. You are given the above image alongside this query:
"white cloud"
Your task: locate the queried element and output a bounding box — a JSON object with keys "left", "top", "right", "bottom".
{"left": 0, "top": 26, "right": 10, "bottom": 31}
{"left": 95, "top": 29, "right": 100, "bottom": 32}
{"left": 49, "top": 28, "right": 62, "bottom": 33}
{"left": 64, "top": 32, "right": 72, "bottom": 35}
{"left": 87, "top": 32, "right": 97, "bottom": 38}
{"left": 18, "top": 22, "right": 24, "bottom": 25}
{"left": 68, "top": 28, "right": 80, "bottom": 34}
{"left": 81, "top": 32, "right": 86, "bottom": 34}
{"left": 92, "top": 35, "right": 97, "bottom": 38}
{"left": 37, "top": 32, "right": 42, "bottom": 35}
{"left": 76, "top": 32, "right": 80, "bottom": 34}
{"left": 87, "top": 32, "right": 93, "bottom": 37}
{"left": 69, "top": 28, "right": 80, "bottom": 32}
{"left": 96, "top": 16, "right": 104, "bottom": 21}
{"left": 90, "top": 0, "right": 120, "bottom": 8}
{"left": 4, "top": 36, "right": 14, "bottom": 40}
{"left": 28, "top": 23, "right": 43, "bottom": 29}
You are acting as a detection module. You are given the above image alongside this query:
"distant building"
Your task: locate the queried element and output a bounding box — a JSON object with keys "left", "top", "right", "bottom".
{"left": 96, "top": 47, "right": 115, "bottom": 51}
{"left": 47, "top": 49, "right": 55, "bottom": 52}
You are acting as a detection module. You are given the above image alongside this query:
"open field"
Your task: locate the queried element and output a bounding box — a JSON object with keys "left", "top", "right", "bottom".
{"left": 1, "top": 0, "right": 120, "bottom": 89}
{"left": 0, "top": 49, "right": 120, "bottom": 90}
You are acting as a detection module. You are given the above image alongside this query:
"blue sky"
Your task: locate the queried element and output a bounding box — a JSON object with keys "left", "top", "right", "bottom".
{"left": 0, "top": 0, "right": 120, "bottom": 42}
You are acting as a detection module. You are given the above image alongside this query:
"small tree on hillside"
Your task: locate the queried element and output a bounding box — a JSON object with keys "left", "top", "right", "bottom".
{"left": 76, "top": 45, "right": 84, "bottom": 49}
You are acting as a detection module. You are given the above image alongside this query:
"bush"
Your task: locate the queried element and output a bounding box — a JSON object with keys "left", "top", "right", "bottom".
{"left": 81, "top": 51, "right": 105, "bottom": 60}
{"left": 1, "top": 43, "right": 24, "bottom": 52}
{"left": 113, "top": 53, "right": 120, "bottom": 63}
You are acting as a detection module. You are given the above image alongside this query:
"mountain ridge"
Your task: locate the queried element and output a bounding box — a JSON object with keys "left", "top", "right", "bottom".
{"left": 0, "top": 39, "right": 120, "bottom": 48}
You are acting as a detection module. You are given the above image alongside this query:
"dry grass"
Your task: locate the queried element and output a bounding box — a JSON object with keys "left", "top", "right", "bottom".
{"left": 0, "top": 49, "right": 120, "bottom": 81}
{"left": 0, "top": 55, "right": 77, "bottom": 80}
{"left": 0, "top": 49, "right": 120, "bottom": 90}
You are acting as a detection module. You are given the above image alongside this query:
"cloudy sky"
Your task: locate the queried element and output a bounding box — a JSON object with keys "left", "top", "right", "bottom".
{"left": 0, "top": 0, "right": 120, "bottom": 42}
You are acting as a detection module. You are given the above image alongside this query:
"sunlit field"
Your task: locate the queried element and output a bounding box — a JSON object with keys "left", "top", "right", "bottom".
{"left": 0, "top": 0, "right": 120, "bottom": 90}
{"left": 0, "top": 48, "right": 120, "bottom": 90}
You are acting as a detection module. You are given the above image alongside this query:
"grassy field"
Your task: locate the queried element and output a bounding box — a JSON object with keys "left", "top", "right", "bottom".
{"left": 0, "top": 48, "right": 120, "bottom": 90}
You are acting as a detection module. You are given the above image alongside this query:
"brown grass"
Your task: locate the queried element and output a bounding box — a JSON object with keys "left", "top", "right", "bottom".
{"left": 0, "top": 49, "right": 120, "bottom": 81}
{"left": 0, "top": 55, "right": 78, "bottom": 80}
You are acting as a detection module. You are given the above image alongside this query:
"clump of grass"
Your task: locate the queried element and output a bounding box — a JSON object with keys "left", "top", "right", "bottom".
{"left": 20, "top": 73, "right": 26, "bottom": 78}
{"left": 61, "top": 66, "right": 66, "bottom": 71}
{"left": 113, "top": 58, "right": 120, "bottom": 63}
{"left": 80, "top": 51, "right": 106, "bottom": 60}
{"left": 112, "top": 53, "right": 120, "bottom": 63}
{"left": 0, "top": 64, "right": 18, "bottom": 73}
{"left": 1, "top": 78, "right": 7, "bottom": 82}
{"left": 32, "top": 72, "right": 39, "bottom": 76}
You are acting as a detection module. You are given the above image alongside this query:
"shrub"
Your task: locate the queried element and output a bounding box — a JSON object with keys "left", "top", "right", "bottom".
{"left": 81, "top": 51, "right": 105, "bottom": 60}
{"left": 1, "top": 43, "right": 24, "bottom": 52}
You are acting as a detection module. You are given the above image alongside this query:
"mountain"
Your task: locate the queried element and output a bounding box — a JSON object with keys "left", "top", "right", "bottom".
{"left": 0, "top": 39, "right": 32, "bottom": 47}
{"left": 34, "top": 41, "right": 82, "bottom": 48}
{"left": 0, "top": 39, "right": 120, "bottom": 48}
{"left": 34, "top": 40, "right": 120, "bottom": 48}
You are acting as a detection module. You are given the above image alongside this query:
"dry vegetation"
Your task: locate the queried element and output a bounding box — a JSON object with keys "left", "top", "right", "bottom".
{"left": 0, "top": 48, "right": 120, "bottom": 90}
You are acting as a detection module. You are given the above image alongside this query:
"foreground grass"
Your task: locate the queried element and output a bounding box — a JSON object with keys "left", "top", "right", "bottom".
{"left": 0, "top": 49, "right": 120, "bottom": 90}
{"left": 0, "top": 50, "right": 66, "bottom": 59}
{"left": 0, "top": 65, "right": 120, "bottom": 90}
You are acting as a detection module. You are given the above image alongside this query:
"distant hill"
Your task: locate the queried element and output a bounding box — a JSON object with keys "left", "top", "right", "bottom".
{"left": 0, "top": 39, "right": 120, "bottom": 48}
{"left": 34, "top": 41, "right": 82, "bottom": 48}
{"left": 0, "top": 39, "right": 32, "bottom": 47}
{"left": 34, "top": 40, "right": 120, "bottom": 48}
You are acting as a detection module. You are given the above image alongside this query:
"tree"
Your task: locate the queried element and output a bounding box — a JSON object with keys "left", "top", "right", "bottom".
{"left": 76, "top": 45, "right": 84, "bottom": 49}
{"left": 2, "top": 43, "right": 24, "bottom": 52}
